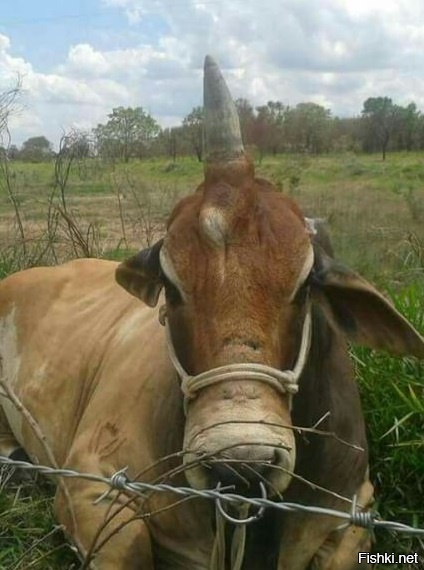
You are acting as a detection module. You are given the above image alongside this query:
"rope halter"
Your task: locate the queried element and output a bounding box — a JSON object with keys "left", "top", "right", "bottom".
{"left": 159, "top": 301, "right": 312, "bottom": 413}
{"left": 158, "top": 301, "right": 312, "bottom": 569}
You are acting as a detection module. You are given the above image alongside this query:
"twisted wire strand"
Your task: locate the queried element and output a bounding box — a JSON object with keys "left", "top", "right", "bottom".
{"left": 1, "top": 455, "right": 424, "bottom": 536}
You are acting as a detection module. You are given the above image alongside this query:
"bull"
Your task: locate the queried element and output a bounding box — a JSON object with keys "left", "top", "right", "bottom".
{"left": 0, "top": 56, "right": 423, "bottom": 569}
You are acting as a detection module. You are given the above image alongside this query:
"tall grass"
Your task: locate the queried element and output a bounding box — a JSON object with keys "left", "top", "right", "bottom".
{"left": 353, "top": 279, "right": 424, "bottom": 568}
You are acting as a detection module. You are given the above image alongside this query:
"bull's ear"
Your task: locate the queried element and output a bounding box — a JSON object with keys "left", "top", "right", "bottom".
{"left": 115, "top": 239, "right": 164, "bottom": 307}
{"left": 312, "top": 249, "right": 424, "bottom": 358}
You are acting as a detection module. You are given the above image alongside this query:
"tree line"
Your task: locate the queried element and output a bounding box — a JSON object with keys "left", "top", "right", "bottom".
{"left": 4, "top": 96, "right": 424, "bottom": 163}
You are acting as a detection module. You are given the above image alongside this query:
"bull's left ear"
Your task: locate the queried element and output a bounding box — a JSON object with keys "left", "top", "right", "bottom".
{"left": 115, "top": 239, "right": 164, "bottom": 307}
{"left": 312, "top": 251, "right": 424, "bottom": 358}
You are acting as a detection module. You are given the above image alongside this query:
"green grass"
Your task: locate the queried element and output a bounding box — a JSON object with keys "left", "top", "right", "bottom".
{"left": 0, "top": 477, "right": 78, "bottom": 569}
{"left": 354, "top": 283, "right": 424, "bottom": 568}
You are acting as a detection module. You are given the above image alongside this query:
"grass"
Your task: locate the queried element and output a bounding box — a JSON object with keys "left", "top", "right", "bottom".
{"left": 354, "top": 283, "right": 424, "bottom": 568}
{"left": 0, "top": 151, "right": 423, "bottom": 568}
{"left": 0, "top": 476, "right": 79, "bottom": 569}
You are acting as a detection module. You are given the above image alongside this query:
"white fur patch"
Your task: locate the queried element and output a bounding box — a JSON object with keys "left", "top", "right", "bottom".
{"left": 199, "top": 207, "right": 227, "bottom": 246}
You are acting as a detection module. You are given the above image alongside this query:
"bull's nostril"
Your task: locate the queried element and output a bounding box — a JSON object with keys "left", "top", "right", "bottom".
{"left": 273, "top": 448, "right": 291, "bottom": 472}
{"left": 245, "top": 340, "right": 261, "bottom": 351}
{"left": 207, "top": 462, "right": 246, "bottom": 488}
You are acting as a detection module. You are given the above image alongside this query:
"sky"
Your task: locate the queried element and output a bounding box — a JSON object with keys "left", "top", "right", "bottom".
{"left": 2, "top": 0, "right": 424, "bottom": 147}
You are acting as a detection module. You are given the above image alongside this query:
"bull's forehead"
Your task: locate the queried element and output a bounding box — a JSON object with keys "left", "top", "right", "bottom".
{"left": 163, "top": 187, "right": 313, "bottom": 296}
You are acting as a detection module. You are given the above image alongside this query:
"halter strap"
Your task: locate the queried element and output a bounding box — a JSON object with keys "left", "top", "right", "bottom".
{"left": 160, "top": 302, "right": 312, "bottom": 414}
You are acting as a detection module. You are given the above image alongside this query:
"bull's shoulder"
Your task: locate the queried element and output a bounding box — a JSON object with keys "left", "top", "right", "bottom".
{"left": 0, "top": 259, "right": 117, "bottom": 299}
{"left": 1, "top": 258, "right": 117, "bottom": 290}
{"left": 0, "top": 259, "right": 133, "bottom": 329}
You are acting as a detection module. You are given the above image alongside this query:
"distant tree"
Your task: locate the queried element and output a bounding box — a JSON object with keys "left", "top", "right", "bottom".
{"left": 253, "top": 101, "right": 287, "bottom": 158}
{"left": 235, "top": 98, "right": 256, "bottom": 147}
{"left": 329, "top": 117, "right": 362, "bottom": 152}
{"left": 20, "top": 136, "right": 54, "bottom": 162}
{"left": 152, "top": 127, "right": 183, "bottom": 161}
{"left": 361, "top": 97, "right": 400, "bottom": 160}
{"left": 394, "top": 103, "right": 421, "bottom": 152}
{"left": 7, "top": 144, "right": 20, "bottom": 160}
{"left": 94, "top": 107, "right": 160, "bottom": 162}
{"left": 71, "top": 134, "right": 91, "bottom": 159}
{"left": 182, "top": 106, "right": 203, "bottom": 162}
{"left": 285, "top": 103, "right": 332, "bottom": 154}
{"left": 166, "top": 127, "right": 179, "bottom": 162}
{"left": 415, "top": 114, "right": 424, "bottom": 150}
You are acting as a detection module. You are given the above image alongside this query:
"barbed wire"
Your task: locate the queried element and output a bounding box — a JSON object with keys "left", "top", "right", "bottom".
{"left": 1, "top": 455, "right": 424, "bottom": 536}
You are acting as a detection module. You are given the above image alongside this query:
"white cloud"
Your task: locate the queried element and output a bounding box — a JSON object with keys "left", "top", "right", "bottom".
{"left": 0, "top": 34, "right": 11, "bottom": 51}
{"left": 2, "top": 1, "right": 424, "bottom": 145}
{"left": 67, "top": 44, "right": 110, "bottom": 77}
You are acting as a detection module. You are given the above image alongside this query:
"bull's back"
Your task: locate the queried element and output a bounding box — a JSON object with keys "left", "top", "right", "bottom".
{"left": 0, "top": 259, "right": 174, "bottom": 467}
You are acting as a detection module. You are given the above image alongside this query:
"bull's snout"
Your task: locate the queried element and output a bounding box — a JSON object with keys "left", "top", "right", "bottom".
{"left": 183, "top": 390, "right": 296, "bottom": 495}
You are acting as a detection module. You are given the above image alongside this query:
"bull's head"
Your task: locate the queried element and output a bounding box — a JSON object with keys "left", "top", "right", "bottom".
{"left": 117, "top": 56, "right": 424, "bottom": 496}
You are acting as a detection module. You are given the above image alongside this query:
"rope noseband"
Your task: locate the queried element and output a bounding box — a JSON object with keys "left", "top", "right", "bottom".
{"left": 160, "top": 301, "right": 312, "bottom": 413}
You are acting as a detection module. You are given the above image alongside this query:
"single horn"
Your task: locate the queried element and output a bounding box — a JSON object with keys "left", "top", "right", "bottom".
{"left": 203, "top": 55, "right": 244, "bottom": 162}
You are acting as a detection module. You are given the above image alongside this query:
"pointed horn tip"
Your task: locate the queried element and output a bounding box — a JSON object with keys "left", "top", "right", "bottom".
{"left": 204, "top": 55, "right": 218, "bottom": 70}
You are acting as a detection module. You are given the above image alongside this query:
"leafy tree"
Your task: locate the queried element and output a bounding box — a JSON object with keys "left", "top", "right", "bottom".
{"left": 235, "top": 98, "right": 256, "bottom": 147}
{"left": 394, "top": 103, "right": 421, "bottom": 151}
{"left": 329, "top": 117, "right": 362, "bottom": 152}
{"left": 7, "top": 144, "right": 20, "bottom": 160}
{"left": 285, "top": 103, "right": 331, "bottom": 153}
{"left": 59, "top": 129, "right": 92, "bottom": 160}
{"left": 182, "top": 106, "right": 203, "bottom": 162}
{"left": 94, "top": 107, "right": 160, "bottom": 162}
{"left": 20, "top": 136, "right": 54, "bottom": 162}
{"left": 254, "top": 101, "right": 287, "bottom": 158}
{"left": 164, "top": 127, "right": 179, "bottom": 162}
{"left": 152, "top": 127, "right": 183, "bottom": 162}
{"left": 415, "top": 113, "right": 424, "bottom": 150}
{"left": 361, "top": 97, "right": 399, "bottom": 160}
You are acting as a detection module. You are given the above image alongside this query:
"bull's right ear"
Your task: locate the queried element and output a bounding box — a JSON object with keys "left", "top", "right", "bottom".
{"left": 115, "top": 239, "right": 164, "bottom": 307}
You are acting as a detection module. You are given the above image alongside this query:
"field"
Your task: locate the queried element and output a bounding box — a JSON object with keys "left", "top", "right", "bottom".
{"left": 0, "top": 152, "right": 423, "bottom": 568}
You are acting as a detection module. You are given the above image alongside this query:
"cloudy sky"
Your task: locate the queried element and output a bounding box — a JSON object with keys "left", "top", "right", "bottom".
{"left": 2, "top": 0, "right": 424, "bottom": 147}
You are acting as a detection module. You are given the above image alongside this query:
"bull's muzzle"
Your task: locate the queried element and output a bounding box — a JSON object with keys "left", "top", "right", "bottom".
{"left": 183, "top": 421, "right": 296, "bottom": 495}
